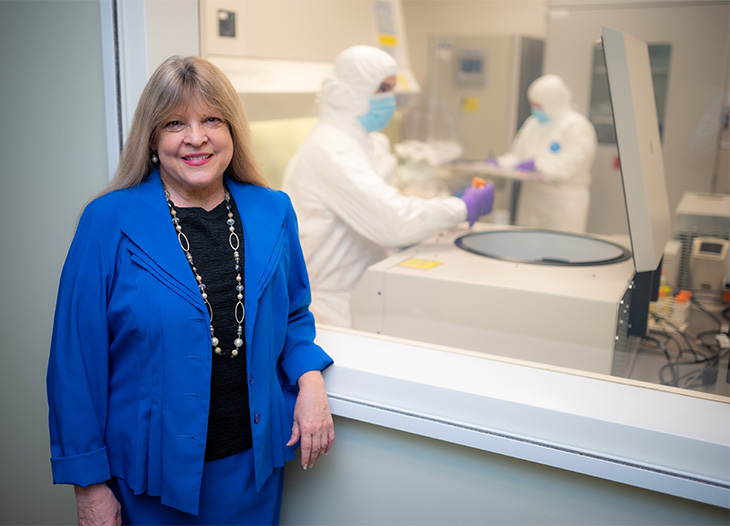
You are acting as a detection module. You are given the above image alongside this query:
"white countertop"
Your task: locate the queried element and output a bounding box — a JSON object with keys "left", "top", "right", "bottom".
{"left": 317, "top": 327, "right": 730, "bottom": 508}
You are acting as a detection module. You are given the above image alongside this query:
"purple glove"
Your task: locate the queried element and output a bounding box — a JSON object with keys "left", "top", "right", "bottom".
{"left": 515, "top": 158, "right": 536, "bottom": 171}
{"left": 485, "top": 157, "right": 499, "bottom": 167}
{"left": 460, "top": 184, "right": 495, "bottom": 227}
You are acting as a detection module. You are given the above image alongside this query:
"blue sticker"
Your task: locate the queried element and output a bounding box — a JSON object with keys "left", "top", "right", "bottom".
{"left": 550, "top": 141, "right": 561, "bottom": 153}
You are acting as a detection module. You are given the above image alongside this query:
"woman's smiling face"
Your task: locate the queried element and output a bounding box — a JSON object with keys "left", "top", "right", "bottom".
{"left": 155, "top": 97, "right": 234, "bottom": 198}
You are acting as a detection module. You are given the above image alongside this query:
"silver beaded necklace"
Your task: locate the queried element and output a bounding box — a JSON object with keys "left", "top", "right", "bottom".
{"left": 163, "top": 184, "right": 245, "bottom": 358}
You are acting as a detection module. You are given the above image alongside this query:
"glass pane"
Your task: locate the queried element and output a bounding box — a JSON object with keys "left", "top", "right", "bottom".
{"left": 589, "top": 42, "right": 672, "bottom": 144}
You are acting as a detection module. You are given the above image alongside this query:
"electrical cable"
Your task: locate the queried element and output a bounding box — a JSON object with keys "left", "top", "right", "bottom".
{"left": 649, "top": 313, "right": 702, "bottom": 360}
{"left": 643, "top": 298, "right": 729, "bottom": 388}
{"left": 642, "top": 335, "right": 678, "bottom": 386}
{"left": 658, "top": 348, "right": 729, "bottom": 388}
{"left": 690, "top": 296, "right": 725, "bottom": 327}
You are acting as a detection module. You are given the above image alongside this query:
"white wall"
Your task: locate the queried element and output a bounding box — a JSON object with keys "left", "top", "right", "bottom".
{"left": 0, "top": 0, "right": 110, "bottom": 523}
{"left": 115, "top": 0, "right": 200, "bottom": 147}
{"left": 402, "top": 0, "right": 548, "bottom": 87}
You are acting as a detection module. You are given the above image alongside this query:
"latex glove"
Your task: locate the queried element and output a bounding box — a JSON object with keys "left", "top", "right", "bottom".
{"left": 460, "top": 184, "right": 495, "bottom": 227}
{"left": 485, "top": 156, "right": 499, "bottom": 167}
{"left": 515, "top": 158, "right": 536, "bottom": 171}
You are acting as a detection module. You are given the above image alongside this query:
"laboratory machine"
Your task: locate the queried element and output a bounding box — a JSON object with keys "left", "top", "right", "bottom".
{"left": 351, "top": 27, "right": 673, "bottom": 376}
{"left": 673, "top": 192, "right": 730, "bottom": 290}
{"left": 427, "top": 34, "right": 543, "bottom": 161}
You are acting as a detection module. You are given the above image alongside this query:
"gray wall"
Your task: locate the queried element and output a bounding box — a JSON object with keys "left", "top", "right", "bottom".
{"left": 0, "top": 0, "right": 109, "bottom": 523}
{"left": 281, "top": 416, "right": 728, "bottom": 526}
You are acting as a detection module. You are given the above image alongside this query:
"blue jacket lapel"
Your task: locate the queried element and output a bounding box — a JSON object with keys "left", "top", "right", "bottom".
{"left": 226, "top": 178, "right": 286, "bottom": 300}
{"left": 118, "top": 171, "right": 287, "bottom": 314}
{"left": 119, "top": 169, "right": 203, "bottom": 308}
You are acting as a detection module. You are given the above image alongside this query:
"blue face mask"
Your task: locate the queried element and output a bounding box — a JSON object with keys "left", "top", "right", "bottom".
{"left": 358, "top": 93, "right": 396, "bottom": 132}
{"left": 531, "top": 107, "right": 551, "bottom": 124}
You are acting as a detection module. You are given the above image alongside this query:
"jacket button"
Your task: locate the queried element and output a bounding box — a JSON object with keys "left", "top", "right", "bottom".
{"left": 254, "top": 412, "right": 261, "bottom": 424}
{"left": 248, "top": 374, "right": 254, "bottom": 385}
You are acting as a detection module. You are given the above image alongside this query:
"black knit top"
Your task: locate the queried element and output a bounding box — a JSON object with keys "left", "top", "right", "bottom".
{"left": 174, "top": 197, "right": 253, "bottom": 461}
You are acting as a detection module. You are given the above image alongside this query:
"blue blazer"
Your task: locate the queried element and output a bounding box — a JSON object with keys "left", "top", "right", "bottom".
{"left": 47, "top": 170, "right": 333, "bottom": 515}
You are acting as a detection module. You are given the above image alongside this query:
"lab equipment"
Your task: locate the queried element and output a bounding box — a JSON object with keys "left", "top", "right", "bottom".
{"left": 428, "top": 35, "right": 543, "bottom": 160}
{"left": 350, "top": 225, "right": 636, "bottom": 374}
{"left": 674, "top": 192, "right": 730, "bottom": 289}
{"left": 690, "top": 237, "right": 729, "bottom": 291}
{"left": 350, "top": 28, "right": 672, "bottom": 375}
{"left": 661, "top": 239, "right": 682, "bottom": 290}
{"left": 649, "top": 289, "right": 693, "bottom": 332}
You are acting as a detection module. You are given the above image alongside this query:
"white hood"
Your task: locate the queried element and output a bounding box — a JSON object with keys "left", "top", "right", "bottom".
{"left": 528, "top": 74, "right": 572, "bottom": 119}
{"left": 318, "top": 45, "right": 398, "bottom": 118}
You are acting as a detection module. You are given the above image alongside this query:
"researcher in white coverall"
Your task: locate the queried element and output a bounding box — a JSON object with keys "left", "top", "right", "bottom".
{"left": 494, "top": 74, "right": 597, "bottom": 233}
{"left": 282, "top": 45, "right": 494, "bottom": 328}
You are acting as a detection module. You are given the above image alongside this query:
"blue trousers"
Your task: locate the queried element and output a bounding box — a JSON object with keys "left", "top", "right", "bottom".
{"left": 109, "top": 448, "right": 284, "bottom": 525}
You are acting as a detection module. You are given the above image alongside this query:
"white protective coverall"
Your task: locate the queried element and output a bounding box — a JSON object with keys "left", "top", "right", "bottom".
{"left": 498, "top": 75, "right": 597, "bottom": 232}
{"left": 282, "top": 46, "right": 467, "bottom": 327}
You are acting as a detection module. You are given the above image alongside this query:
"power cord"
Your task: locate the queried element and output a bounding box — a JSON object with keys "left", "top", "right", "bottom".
{"left": 642, "top": 296, "right": 728, "bottom": 389}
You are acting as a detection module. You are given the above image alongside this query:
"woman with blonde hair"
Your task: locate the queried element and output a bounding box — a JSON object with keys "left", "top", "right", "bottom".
{"left": 47, "top": 55, "right": 334, "bottom": 525}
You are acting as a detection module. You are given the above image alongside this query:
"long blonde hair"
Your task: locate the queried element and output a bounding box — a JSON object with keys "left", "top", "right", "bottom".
{"left": 104, "top": 56, "right": 268, "bottom": 195}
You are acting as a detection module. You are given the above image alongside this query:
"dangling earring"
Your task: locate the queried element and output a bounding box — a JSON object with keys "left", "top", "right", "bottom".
{"left": 151, "top": 152, "right": 159, "bottom": 165}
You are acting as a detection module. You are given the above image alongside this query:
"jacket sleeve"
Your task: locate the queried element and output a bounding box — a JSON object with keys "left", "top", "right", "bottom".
{"left": 47, "top": 201, "right": 114, "bottom": 487}
{"left": 276, "top": 194, "right": 333, "bottom": 388}
{"left": 312, "top": 142, "right": 466, "bottom": 248}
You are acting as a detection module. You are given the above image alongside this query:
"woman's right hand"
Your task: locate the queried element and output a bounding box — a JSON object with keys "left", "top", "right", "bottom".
{"left": 74, "top": 483, "right": 121, "bottom": 526}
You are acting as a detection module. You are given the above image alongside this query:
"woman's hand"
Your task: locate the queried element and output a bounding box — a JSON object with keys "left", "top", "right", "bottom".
{"left": 287, "top": 370, "right": 335, "bottom": 469}
{"left": 74, "top": 483, "right": 121, "bottom": 526}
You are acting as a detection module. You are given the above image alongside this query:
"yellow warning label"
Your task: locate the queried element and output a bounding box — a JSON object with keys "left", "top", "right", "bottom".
{"left": 462, "top": 96, "right": 480, "bottom": 113}
{"left": 398, "top": 258, "right": 443, "bottom": 270}
{"left": 379, "top": 34, "right": 398, "bottom": 47}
